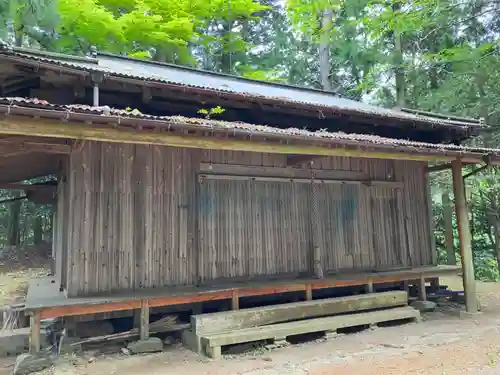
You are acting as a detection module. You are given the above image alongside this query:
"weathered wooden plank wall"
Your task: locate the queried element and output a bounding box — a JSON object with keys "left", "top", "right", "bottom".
{"left": 56, "top": 141, "right": 433, "bottom": 297}
{"left": 63, "top": 142, "right": 198, "bottom": 296}
{"left": 198, "top": 178, "right": 312, "bottom": 282}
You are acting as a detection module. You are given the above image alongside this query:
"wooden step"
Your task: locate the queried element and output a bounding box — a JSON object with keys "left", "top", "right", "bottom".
{"left": 192, "top": 290, "right": 408, "bottom": 336}
{"left": 201, "top": 306, "right": 420, "bottom": 358}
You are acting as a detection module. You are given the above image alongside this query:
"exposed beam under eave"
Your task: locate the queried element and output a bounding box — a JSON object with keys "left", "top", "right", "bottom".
{"left": 426, "top": 163, "right": 453, "bottom": 173}
{"left": 0, "top": 138, "right": 71, "bottom": 154}
{"left": 0, "top": 115, "right": 493, "bottom": 164}
{"left": 0, "top": 149, "right": 34, "bottom": 158}
{"left": 287, "top": 155, "right": 325, "bottom": 166}
{"left": 0, "top": 182, "right": 57, "bottom": 191}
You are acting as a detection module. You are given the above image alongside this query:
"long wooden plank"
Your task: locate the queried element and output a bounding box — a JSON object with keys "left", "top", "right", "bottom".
{"left": 0, "top": 117, "right": 470, "bottom": 163}
{"left": 34, "top": 267, "right": 460, "bottom": 319}
{"left": 202, "top": 306, "right": 420, "bottom": 349}
{"left": 192, "top": 291, "right": 408, "bottom": 335}
{"left": 39, "top": 291, "right": 233, "bottom": 319}
{"left": 199, "top": 163, "right": 369, "bottom": 180}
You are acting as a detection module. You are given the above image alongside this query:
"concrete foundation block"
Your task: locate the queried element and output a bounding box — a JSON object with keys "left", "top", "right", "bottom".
{"left": 205, "top": 345, "right": 221, "bottom": 359}
{"left": 0, "top": 328, "right": 51, "bottom": 357}
{"left": 13, "top": 353, "right": 54, "bottom": 375}
{"left": 181, "top": 330, "right": 202, "bottom": 353}
{"left": 410, "top": 300, "right": 437, "bottom": 313}
{"left": 127, "top": 337, "right": 163, "bottom": 354}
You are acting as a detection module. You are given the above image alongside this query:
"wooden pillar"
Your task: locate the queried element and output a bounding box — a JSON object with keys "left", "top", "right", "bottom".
{"left": 231, "top": 290, "right": 240, "bottom": 310}
{"left": 140, "top": 300, "right": 150, "bottom": 340}
{"left": 451, "top": 160, "right": 478, "bottom": 313}
{"left": 366, "top": 279, "right": 374, "bottom": 293}
{"left": 425, "top": 174, "right": 438, "bottom": 265}
{"left": 442, "top": 190, "right": 457, "bottom": 265}
{"left": 310, "top": 166, "right": 324, "bottom": 278}
{"left": 305, "top": 284, "right": 312, "bottom": 301}
{"left": 29, "top": 311, "right": 41, "bottom": 353}
{"left": 419, "top": 276, "right": 427, "bottom": 301}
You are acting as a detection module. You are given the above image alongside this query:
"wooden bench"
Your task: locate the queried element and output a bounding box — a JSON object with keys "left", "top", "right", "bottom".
{"left": 201, "top": 306, "right": 420, "bottom": 358}
{"left": 182, "top": 291, "right": 410, "bottom": 354}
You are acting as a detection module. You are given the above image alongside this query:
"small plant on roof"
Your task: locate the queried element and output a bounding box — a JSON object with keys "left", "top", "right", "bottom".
{"left": 125, "top": 107, "right": 143, "bottom": 115}
{"left": 198, "top": 106, "right": 225, "bottom": 119}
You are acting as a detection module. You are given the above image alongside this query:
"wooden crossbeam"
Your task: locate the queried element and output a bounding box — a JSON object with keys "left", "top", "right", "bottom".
{"left": 0, "top": 149, "right": 33, "bottom": 158}
{"left": 0, "top": 138, "right": 71, "bottom": 154}
{"left": 0, "top": 116, "right": 482, "bottom": 163}
{"left": 0, "top": 182, "right": 57, "bottom": 190}
{"left": 286, "top": 154, "right": 324, "bottom": 166}
{"left": 426, "top": 163, "right": 453, "bottom": 172}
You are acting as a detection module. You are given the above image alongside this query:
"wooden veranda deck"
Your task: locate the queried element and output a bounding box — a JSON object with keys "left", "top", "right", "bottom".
{"left": 25, "top": 265, "right": 460, "bottom": 352}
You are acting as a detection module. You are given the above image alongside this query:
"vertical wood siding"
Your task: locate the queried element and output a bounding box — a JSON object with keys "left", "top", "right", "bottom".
{"left": 57, "top": 143, "right": 433, "bottom": 296}
{"left": 198, "top": 178, "right": 311, "bottom": 282}
{"left": 64, "top": 142, "right": 198, "bottom": 296}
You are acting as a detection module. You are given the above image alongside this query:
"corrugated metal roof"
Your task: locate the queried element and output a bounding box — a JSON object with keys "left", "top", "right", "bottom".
{"left": 0, "top": 45, "right": 482, "bottom": 131}
{"left": 0, "top": 97, "right": 496, "bottom": 157}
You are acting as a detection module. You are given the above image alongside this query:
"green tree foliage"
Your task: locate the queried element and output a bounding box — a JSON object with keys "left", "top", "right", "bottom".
{"left": 2, "top": 0, "right": 268, "bottom": 67}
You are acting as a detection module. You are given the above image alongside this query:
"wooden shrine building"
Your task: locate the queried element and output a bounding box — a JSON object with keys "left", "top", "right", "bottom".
{"left": 0, "top": 45, "right": 496, "bottom": 351}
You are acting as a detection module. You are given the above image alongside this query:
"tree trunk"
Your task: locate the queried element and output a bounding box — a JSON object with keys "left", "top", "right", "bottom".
{"left": 8, "top": 192, "right": 21, "bottom": 246}
{"left": 392, "top": 2, "right": 405, "bottom": 107}
{"left": 319, "top": 10, "right": 333, "bottom": 91}
{"left": 442, "top": 190, "right": 456, "bottom": 265}
{"left": 494, "top": 222, "right": 500, "bottom": 271}
{"left": 33, "top": 207, "right": 43, "bottom": 245}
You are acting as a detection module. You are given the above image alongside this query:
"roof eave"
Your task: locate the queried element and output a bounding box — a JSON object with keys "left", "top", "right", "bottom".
{"left": 0, "top": 105, "right": 495, "bottom": 165}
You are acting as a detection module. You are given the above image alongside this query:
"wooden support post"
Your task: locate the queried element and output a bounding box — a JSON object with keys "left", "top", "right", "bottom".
{"left": 309, "top": 165, "right": 324, "bottom": 278}
{"left": 366, "top": 279, "right": 374, "bottom": 293}
{"left": 140, "top": 300, "right": 150, "bottom": 340}
{"left": 231, "top": 290, "right": 239, "bottom": 310}
{"left": 452, "top": 160, "right": 478, "bottom": 313}
{"left": 305, "top": 284, "right": 313, "bottom": 301}
{"left": 442, "top": 190, "right": 457, "bottom": 265}
{"left": 419, "top": 276, "right": 427, "bottom": 301}
{"left": 425, "top": 174, "right": 438, "bottom": 265}
{"left": 30, "top": 311, "right": 41, "bottom": 353}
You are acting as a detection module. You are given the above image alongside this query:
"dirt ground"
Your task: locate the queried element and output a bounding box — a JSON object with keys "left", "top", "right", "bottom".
{"left": 3, "top": 276, "right": 500, "bottom": 375}
{"left": 0, "top": 244, "right": 50, "bottom": 306}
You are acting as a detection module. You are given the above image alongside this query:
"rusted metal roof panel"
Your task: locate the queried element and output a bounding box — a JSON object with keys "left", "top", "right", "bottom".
{"left": 0, "top": 46, "right": 483, "bottom": 130}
